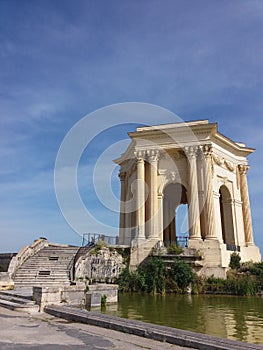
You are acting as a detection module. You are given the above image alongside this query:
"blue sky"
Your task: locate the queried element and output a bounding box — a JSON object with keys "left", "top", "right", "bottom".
{"left": 0, "top": 0, "right": 263, "bottom": 254}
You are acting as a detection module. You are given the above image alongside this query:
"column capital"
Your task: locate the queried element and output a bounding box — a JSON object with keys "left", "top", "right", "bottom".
{"left": 201, "top": 144, "right": 213, "bottom": 157}
{"left": 184, "top": 145, "right": 199, "bottom": 159}
{"left": 118, "top": 171, "right": 126, "bottom": 181}
{"left": 134, "top": 150, "right": 146, "bottom": 162}
{"left": 147, "top": 149, "right": 159, "bottom": 163}
{"left": 238, "top": 164, "right": 249, "bottom": 176}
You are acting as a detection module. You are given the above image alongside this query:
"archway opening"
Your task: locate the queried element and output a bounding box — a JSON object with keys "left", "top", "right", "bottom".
{"left": 219, "top": 185, "right": 235, "bottom": 246}
{"left": 163, "top": 183, "right": 188, "bottom": 246}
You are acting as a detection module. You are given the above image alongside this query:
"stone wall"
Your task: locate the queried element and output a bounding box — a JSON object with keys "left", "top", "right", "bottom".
{"left": 33, "top": 284, "right": 118, "bottom": 311}
{"left": 75, "top": 246, "right": 124, "bottom": 283}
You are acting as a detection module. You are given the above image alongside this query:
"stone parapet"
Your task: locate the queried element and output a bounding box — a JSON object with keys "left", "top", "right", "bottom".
{"left": 44, "top": 305, "right": 263, "bottom": 350}
{"left": 33, "top": 284, "right": 118, "bottom": 311}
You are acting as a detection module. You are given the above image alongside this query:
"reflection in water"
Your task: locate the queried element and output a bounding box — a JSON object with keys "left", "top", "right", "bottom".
{"left": 101, "top": 293, "right": 263, "bottom": 344}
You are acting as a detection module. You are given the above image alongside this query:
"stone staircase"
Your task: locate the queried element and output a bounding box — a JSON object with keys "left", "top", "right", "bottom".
{"left": 152, "top": 248, "right": 204, "bottom": 271}
{"left": 0, "top": 290, "right": 39, "bottom": 312}
{"left": 13, "top": 244, "right": 79, "bottom": 289}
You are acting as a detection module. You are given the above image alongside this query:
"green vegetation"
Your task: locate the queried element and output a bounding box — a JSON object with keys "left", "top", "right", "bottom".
{"left": 89, "top": 240, "right": 108, "bottom": 255}
{"left": 167, "top": 242, "right": 183, "bottom": 255}
{"left": 101, "top": 294, "right": 107, "bottom": 307}
{"left": 118, "top": 256, "right": 194, "bottom": 294}
{"left": 116, "top": 247, "right": 130, "bottom": 266}
{"left": 117, "top": 253, "right": 263, "bottom": 296}
{"left": 229, "top": 252, "right": 241, "bottom": 270}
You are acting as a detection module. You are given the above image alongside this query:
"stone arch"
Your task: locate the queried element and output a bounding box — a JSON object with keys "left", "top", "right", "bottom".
{"left": 219, "top": 185, "right": 235, "bottom": 246}
{"left": 163, "top": 183, "right": 188, "bottom": 246}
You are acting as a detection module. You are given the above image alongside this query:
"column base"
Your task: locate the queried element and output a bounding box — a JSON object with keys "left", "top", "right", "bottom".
{"left": 205, "top": 236, "right": 218, "bottom": 240}
{"left": 189, "top": 236, "right": 202, "bottom": 241}
{"left": 131, "top": 237, "right": 146, "bottom": 248}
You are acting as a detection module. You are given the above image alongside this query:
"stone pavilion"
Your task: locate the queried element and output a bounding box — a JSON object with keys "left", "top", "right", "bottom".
{"left": 114, "top": 120, "right": 261, "bottom": 276}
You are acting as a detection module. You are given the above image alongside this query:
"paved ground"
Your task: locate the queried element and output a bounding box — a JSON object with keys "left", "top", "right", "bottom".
{"left": 0, "top": 306, "right": 193, "bottom": 350}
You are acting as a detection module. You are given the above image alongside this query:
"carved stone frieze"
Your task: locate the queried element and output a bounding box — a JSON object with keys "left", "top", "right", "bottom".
{"left": 224, "top": 160, "right": 235, "bottom": 172}
{"left": 163, "top": 149, "right": 185, "bottom": 160}
{"left": 212, "top": 154, "right": 224, "bottom": 166}
{"left": 212, "top": 153, "right": 235, "bottom": 172}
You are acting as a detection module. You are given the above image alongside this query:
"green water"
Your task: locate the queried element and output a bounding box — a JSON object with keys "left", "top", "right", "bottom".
{"left": 102, "top": 293, "right": 263, "bottom": 344}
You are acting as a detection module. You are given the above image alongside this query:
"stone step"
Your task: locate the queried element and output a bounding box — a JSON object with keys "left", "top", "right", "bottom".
{"left": 15, "top": 275, "right": 70, "bottom": 279}
{"left": 14, "top": 279, "right": 70, "bottom": 283}
{"left": 12, "top": 245, "right": 78, "bottom": 289}
{"left": 14, "top": 282, "right": 70, "bottom": 285}
{"left": 17, "top": 268, "right": 70, "bottom": 271}
{"left": 15, "top": 271, "right": 70, "bottom": 275}
{"left": 28, "top": 257, "right": 73, "bottom": 261}
{"left": 15, "top": 278, "right": 70, "bottom": 286}
{"left": 0, "top": 290, "right": 32, "bottom": 300}
{"left": 27, "top": 250, "right": 76, "bottom": 253}
{"left": 0, "top": 293, "right": 35, "bottom": 305}
{"left": 0, "top": 299, "right": 39, "bottom": 312}
{"left": 20, "top": 261, "right": 71, "bottom": 269}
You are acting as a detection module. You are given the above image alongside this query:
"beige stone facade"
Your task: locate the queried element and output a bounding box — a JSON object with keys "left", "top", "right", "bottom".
{"left": 115, "top": 120, "right": 261, "bottom": 276}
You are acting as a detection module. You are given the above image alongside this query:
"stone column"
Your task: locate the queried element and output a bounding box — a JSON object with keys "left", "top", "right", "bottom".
{"left": 238, "top": 164, "right": 254, "bottom": 245}
{"left": 118, "top": 171, "right": 126, "bottom": 245}
{"left": 135, "top": 151, "right": 146, "bottom": 240}
{"left": 184, "top": 146, "right": 201, "bottom": 240}
{"left": 202, "top": 145, "right": 217, "bottom": 239}
{"left": 163, "top": 198, "right": 170, "bottom": 244}
{"left": 148, "top": 149, "right": 159, "bottom": 238}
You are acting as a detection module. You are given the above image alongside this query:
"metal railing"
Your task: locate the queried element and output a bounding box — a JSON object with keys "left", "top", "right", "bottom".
{"left": 164, "top": 236, "right": 188, "bottom": 248}
{"left": 82, "top": 233, "right": 118, "bottom": 247}
{"left": 226, "top": 244, "right": 240, "bottom": 252}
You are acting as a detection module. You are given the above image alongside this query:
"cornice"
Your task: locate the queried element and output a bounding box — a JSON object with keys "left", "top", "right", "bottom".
{"left": 114, "top": 120, "right": 254, "bottom": 165}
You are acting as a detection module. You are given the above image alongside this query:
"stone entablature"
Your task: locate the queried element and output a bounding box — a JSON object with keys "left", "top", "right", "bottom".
{"left": 114, "top": 120, "right": 261, "bottom": 276}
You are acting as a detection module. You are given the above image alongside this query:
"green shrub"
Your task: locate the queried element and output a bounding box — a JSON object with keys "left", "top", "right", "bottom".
{"left": 229, "top": 252, "right": 241, "bottom": 270}
{"left": 116, "top": 247, "right": 130, "bottom": 267}
{"left": 248, "top": 262, "right": 263, "bottom": 289}
{"left": 101, "top": 294, "right": 107, "bottom": 307}
{"left": 117, "top": 268, "right": 134, "bottom": 292}
{"left": 142, "top": 257, "right": 166, "bottom": 294}
{"left": 225, "top": 274, "right": 259, "bottom": 296}
{"left": 167, "top": 242, "right": 183, "bottom": 255}
{"left": 204, "top": 276, "right": 226, "bottom": 293}
{"left": 169, "top": 258, "right": 194, "bottom": 292}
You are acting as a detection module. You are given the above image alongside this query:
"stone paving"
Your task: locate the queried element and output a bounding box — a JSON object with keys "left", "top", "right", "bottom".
{"left": 0, "top": 306, "right": 191, "bottom": 350}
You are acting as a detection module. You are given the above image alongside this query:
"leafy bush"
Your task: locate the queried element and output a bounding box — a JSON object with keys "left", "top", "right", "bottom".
{"left": 116, "top": 247, "right": 130, "bottom": 267}
{"left": 248, "top": 262, "right": 263, "bottom": 290}
{"left": 101, "top": 294, "right": 107, "bottom": 306}
{"left": 169, "top": 258, "right": 194, "bottom": 291}
{"left": 229, "top": 252, "right": 241, "bottom": 270}
{"left": 118, "top": 256, "right": 263, "bottom": 296}
{"left": 118, "top": 257, "right": 194, "bottom": 294}
{"left": 204, "top": 276, "right": 226, "bottom": 293}
{"left": 225, "top": 274, "right": 259, "bottom": 296}
{"left": 117, "top": 268, "right": 135, "bottom": 292}
{"left": 202, "top": 272, "right": 260, "bottom": 296}
{"left": 142, "top": 257, "right": 166, "bottom": 294}
{"left": 167, "top": 242, "right": 183, "bottom": 255}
